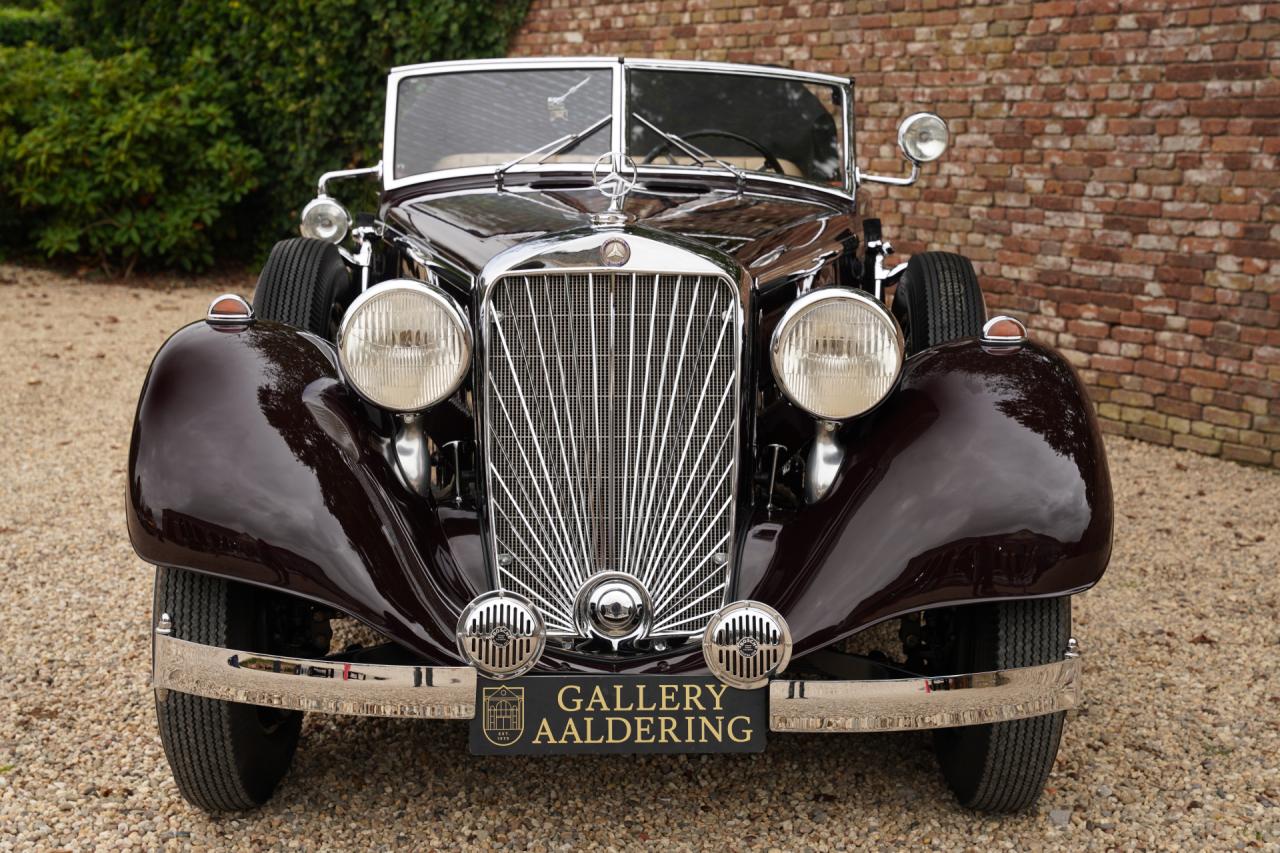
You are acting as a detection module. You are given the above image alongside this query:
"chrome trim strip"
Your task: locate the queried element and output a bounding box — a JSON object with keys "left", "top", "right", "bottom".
{"left": 621, "top": 57, "right": 851, "bottom": 86}
{"left": 390, "top": 56, "right": 850, "bottom": 85}
{"left": 769, "top": 647, "right": 1082, "bottom": 733}
{"left": 391, "top": 56, "right": 621, "bottom": 75}
{"left": 611, "top": 56, "right": 626, "bottom": 159}
{"left": 152, "top": 633, "right": 476, "bottom": 720}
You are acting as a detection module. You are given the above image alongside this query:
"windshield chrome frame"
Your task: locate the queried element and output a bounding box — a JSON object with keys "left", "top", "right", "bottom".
{"left": 383, "top": 56, "right": 854, "bottom": 201}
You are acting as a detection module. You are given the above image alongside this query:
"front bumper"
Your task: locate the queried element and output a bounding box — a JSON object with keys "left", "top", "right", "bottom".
{"left": 152, "top": 633, "right": 1081, "bottom": 733}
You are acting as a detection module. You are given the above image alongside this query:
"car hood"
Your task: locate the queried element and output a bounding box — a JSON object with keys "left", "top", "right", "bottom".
{"left": 381, "top": 182, "right": 850, "bottom": 277}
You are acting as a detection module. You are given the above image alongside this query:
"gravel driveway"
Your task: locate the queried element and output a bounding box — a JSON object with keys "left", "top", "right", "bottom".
{"left": 1, "top": 264, "right": 1277, "bottom": 851}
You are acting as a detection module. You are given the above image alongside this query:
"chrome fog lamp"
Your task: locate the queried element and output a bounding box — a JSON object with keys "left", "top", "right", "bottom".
{"left": 771, "top": 289, "right": 904, "bottom": 420}
{"left": 898, "top": 113, "right": 949, "bottom": 164}
{"left": 337, "top": 279, "right": 472, "bottom": 412}
{"left": 300, "top": 195, "right": 351, "bottom": 243}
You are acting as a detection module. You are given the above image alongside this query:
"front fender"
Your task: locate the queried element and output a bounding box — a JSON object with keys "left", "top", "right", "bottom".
{"left": 741, "top": 339, "right": 1113, "bottom": 657}
{"left": 126, "top": 321, "right": 485, "bottom": 663}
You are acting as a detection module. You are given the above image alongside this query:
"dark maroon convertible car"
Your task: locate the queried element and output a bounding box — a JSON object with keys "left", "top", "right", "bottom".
{"left": 129, "top": 58, "right": 1110, "bottom": 813}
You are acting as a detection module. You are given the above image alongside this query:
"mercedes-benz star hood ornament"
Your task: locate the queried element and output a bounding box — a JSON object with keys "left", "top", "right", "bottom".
{"left": 591, "top": 151, "right": 638, "bottom": 227}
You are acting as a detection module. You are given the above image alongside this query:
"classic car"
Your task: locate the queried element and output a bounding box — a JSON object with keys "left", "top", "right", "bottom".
{"left": 129, "top": 57, "right": 1111, "bottom": 813}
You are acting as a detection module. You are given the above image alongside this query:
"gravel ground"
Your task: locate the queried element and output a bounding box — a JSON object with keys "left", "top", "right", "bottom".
{"left": 0, "top": 263, "right": 1277, "bottom": 851}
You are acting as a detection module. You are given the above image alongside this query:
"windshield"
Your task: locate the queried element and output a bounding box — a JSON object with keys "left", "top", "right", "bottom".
{"left": 627, "top": 69, "right": 843, "bottom": 185}
{"left": 388, "top": 62, "right": 848, "bottom": 190}
{"left": 392, "top": 68, "right": 613, "bottom": 179}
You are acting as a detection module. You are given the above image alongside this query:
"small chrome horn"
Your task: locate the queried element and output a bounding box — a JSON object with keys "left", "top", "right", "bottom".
{"left": 456, "top": 591, "right": 546, "bottom": 679}
{"left": 703, "top": 601, "right": 792, "bottom": 689}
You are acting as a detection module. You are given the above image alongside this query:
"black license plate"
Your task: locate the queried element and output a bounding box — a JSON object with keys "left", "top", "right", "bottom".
{"left": 469, "top": 675, "right": 766, "bottom": 755}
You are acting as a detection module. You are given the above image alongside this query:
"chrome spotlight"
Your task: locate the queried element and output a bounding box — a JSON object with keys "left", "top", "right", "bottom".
{"left": 898, "top": 113, "right": 949, "bottom": 163}
{"left": 456, "top": 591, "right": 546, "bottom": 679}
{"left": 300, "top": 195, "right": 351, "bottom": 243}
{"left": 702, "top": 601, "right": 792, "bottom": 690}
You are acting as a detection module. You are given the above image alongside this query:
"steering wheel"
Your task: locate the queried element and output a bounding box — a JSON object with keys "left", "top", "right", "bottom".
{"left": 643, "top": 129, "right": 786, "bottom": 175}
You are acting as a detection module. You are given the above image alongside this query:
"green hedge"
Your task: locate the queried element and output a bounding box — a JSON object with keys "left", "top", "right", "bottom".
{"left": 0, "top": 46, "right": 263, "bottom": 270}
{"left": 0, "top": 1, "right": 530, "bottom": 271}
{"left": 0, "top": 3, "right": 68, "bottom": 47}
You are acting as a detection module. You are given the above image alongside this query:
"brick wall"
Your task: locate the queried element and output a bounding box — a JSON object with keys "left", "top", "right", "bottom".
{"left": 511, "top": 0, "right": 1280, "bottom": 467}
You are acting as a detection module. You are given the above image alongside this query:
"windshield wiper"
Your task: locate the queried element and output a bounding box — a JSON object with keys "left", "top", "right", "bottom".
{"left": 632, "top": 113, "right": 747, "bottom": 190}
{"left": 494, "top": 113, "right": 611, "bottom": 190}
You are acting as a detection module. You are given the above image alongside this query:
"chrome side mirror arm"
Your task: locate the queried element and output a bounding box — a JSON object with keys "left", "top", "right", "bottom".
{"left": 855, "top": 112, "right": 949, "bottom": 188}
{"left": 854, "top": 161, "right": 920, "bottom": 187}
{"left": 317, "top": 162, "right": 383, "bottom": 196}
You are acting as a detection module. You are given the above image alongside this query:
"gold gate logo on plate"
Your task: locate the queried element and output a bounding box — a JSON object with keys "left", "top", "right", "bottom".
{"left": 481, "top": 685, "right": 525, "bottom": 747}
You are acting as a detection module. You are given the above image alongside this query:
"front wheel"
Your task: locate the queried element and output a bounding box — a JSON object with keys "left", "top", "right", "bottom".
{"left": 929, "top": 597, "right": 1072, "bottom": 812}
{"left": 891, "top": 251, "right": 986, "bottom": 355}
{"left": 253, "top": 237, "right": 352, "bottom": 339}
{"left": 153, "top": 566, "right": 326, "bottom": 812}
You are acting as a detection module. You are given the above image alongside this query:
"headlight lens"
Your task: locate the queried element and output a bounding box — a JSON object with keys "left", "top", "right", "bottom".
{"left": 770, "top": 289, "right": 904, "bottom": 420}
{"left": 338, "top": 280, "right": 472, "bottom": 411}
{"left": 898, "top": 113, "right": 949, "bottom": 163}
{"left": 300, "top": 195, "right": 351, "bottom": 243}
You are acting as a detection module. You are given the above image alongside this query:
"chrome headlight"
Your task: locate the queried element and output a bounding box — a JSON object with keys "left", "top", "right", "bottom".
{"left": 770, "top": 289, "right": 904, "bottom": 420}
{"left": 300, "top": 195, "right": 351, "bottom": 243}
{"left": 337, "top": 280, "right": 472, "bottom": 412}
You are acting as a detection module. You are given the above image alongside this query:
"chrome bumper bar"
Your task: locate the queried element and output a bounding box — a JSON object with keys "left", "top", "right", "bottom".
{"left": 152, "top": 632, "right": 1080, "bottom": 731}
{"left": 152, "top": 634, "right": 475, "bottom": 719}
{"left": 769, "top": 647, "right": 1081, "bottom": 733}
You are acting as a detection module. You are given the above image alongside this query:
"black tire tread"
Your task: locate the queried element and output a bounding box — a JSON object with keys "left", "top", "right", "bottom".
{"left": 964, "top": 598, "right": 1069, "bottom": 812}
{"left": 252, "top": 238, "right": 346, "bottom": 336}
{"left": 897, "top": 252, "right": 986, "bottom": 352}
{"left": 934, "top": 597, "right": 1070, "bottom": 812}
{"left": 154, "top": 567, "right": 301, "bottom": 812}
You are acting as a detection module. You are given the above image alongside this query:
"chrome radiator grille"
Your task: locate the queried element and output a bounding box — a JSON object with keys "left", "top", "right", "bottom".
{"left": 484, "top": 270, "right": 739, "bottom": 637}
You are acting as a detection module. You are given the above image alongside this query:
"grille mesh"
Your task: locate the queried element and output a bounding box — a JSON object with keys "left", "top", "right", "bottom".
{"left": 484, "top": 271, "right": 739, "bottom": 636}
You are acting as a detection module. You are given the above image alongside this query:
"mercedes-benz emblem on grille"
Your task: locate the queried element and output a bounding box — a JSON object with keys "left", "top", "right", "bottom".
{"left": 601, "top": 238, "right": 630, "bottom": 267}
{"left": 481, "top": 685, "right": 524, "bottom": 747}
{"left": 591, "top": 152, "right": 638, "bottom": 202}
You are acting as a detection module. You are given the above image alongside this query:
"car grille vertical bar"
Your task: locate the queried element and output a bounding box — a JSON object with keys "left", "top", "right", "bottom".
{"left": 485, "top": 270, "right": 739, "bottom": 637}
